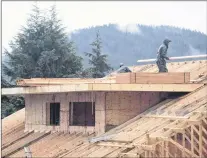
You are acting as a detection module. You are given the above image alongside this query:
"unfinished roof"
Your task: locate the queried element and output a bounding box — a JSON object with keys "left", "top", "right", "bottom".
{"left": 2, "top": 60, "right": 207, "bottom": 95}
{"left": 129, "top": 60, "right": 207, "bottom": 81}
{"left": 2, "top": 59, "right": 207, "bottom": 157}
{"left": 2, "top": 84, "right": 207, "bottom": 157}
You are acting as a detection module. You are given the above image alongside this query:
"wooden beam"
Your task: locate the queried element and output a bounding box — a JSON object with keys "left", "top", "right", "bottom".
{"left": 2, "top": 83, "right": 203, "bottom": 96}
{"left": 97, "top": 143, "right": 133, "bottom": 148}
{"left": 163, "top": 127, "right": 185, "bottom": 133}
{"left": 169, "top": 138, "right": 199, "bottom": 158}
{"left": 199, "top": 124, "right": 202, "bottom": 157}
{"left": 97, "top": 142, "right": 156, "bottom": 151}
{"left": 142, "top": 115, "right": 190, "bottom": 120}
{"left": 149, "top": 136, "right": 170, "bottom": 141}
{"left": 137, "top": 54, "right": 207, "bottom": 63}
{"left": 91, "top": 83, "right": 203, "bottom": 92}
{"left": 119, "top": 152, "right": 140, "bottom": 157}
{"left": 88, "top": 134, "right": 115, "bottom": 143}
{"left": 17, "top": 77, "right": 116, "bottom": 86}
{"left": 134, "top": 72, "right": 190, "bottom": 84}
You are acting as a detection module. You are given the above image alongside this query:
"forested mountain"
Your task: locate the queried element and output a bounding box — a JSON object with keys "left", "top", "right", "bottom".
{"left": 70, "top": 24, "right": 207, "bottom": 68}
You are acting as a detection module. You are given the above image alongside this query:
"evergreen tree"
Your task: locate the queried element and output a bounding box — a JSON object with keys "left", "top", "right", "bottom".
{"left": 3, "top": 5, "right": 83, "bottom": 81}
{"left": 2, "top": 5, "right": 83, "bottom": 118}
{"left": 1, "top": 77, "right": 24, "bottom": 119}
{"left": 85, "top": 31, "right": 112, "bottom": 78}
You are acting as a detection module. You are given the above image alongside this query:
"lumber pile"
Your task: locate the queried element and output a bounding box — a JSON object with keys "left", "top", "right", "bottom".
{"left": 115, "top": 73, "right": 136, "bottom": 83}
{"left": 116, "top": 72, "right": 190, "bottom": 84}
{"left": 17, "top": 77, "right": 116, "bottom": 86}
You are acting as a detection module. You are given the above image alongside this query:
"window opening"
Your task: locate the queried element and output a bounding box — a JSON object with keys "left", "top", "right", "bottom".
{"left": 49, "top": 102, "right": 60, "bottom": 125}
{"left": 69, "top": 102, "right": 95, "bottom": 126}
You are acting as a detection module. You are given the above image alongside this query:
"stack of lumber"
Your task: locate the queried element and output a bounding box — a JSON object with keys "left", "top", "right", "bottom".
{"left": 115, "top": 73, "right": 136, "bottom": 84}
{"left": 17, "top": 77, "right": 116, "bottom": 86}
{"left": 116, "top": 72, "right": 190, "bottom": 84}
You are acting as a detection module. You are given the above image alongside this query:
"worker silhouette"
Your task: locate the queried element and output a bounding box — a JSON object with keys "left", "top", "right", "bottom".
{"left": 118, "top": 63, "right": 132, "bottom": 73}
{"left": 156, "top": 39, "right": 171, "bottom": 72}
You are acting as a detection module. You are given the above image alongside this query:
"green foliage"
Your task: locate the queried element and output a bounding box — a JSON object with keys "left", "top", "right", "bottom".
{"left": 85, "top": 31, "right": 113, "bottom": 78}
{"left": 3, "top": 5, "right": 83, "bottom": 81}
{"left": 2, "top": 5, "right": 83, "bottom": 118}
{"left": 1, "top": 78, "right": 24, "bottom": 119}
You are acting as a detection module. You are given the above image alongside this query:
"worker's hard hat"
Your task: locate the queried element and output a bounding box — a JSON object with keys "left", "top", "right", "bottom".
{"left": 163, "top": 38, "right": 171, "bottom": 44}
{"left": 120, "top": 63, "right": 124, "bottom": 67}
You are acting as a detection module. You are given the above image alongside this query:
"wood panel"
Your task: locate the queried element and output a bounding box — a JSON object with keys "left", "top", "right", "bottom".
{"left": 116, "top": 73, "right": 136, "bottom": 83}
{"left": 105, "top": 92, "right": 167, "bottom": 128}
{"left": 17, "top": 77, "right": 116, "bottom": 86}
{"left": 135, "top": 72, "right": 190, "bottom": 84}
{"left": 24, "top": 92, "right": 105, "bottom": 135}
{"left": 115, "top": 72, "right": 190, "bottom": 84}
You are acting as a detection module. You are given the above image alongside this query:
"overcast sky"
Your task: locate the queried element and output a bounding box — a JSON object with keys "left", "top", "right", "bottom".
{"left": 2, "top": 1, "right": 207, "bottom": 52}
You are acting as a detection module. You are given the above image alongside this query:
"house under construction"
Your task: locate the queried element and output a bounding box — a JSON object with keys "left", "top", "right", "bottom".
{"left": 1, "top": 56, "right": 207, "bottom": 158}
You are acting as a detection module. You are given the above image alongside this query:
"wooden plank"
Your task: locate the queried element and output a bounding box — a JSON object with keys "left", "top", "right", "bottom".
{"left": 185, "top": 72, "right": 190, "bottom": 83}
{"left": 182, "top": 132, "right": 186, "bottom": 157}
{"left": 199, "top": 124, "right": 202, "bottom": 157}
{"left": 2, "top": 132, "right": 51, "bottom": 157}
{"left": 163, "top": 127, "right": 184, "bottom": 133}
{"left": 116, "top": 73, "right": 136, "bottom": 83}
{"left": 17, "top": 77, "right": 116, "bottom": 86}
{"left": 137, "top": 54, "right": 207, "bottom": 62}
{"left": 135, "top": 72, "right": 190, "bottom": 84}
{"left": 97, "top": 142, "right": 155, "bottom": 151}
{"left": 191, "top": 125, "right": 194, "bottom": 155}
{"left": 2, "top": 83, "right": 203, "bottom": 95}
{"left": 91, "top": 83, "right": 203, "bottom": 92}
{"left": 142, "top": 115, "right": 189, "bottom": 120}
{"left": 119, "top": 152, "right": 140, "bottom": 157}
{"left": 169, "top": 139, "right": 199, "bottom": 158}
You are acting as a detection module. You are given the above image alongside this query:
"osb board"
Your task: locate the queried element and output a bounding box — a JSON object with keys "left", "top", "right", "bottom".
{"left": 129, "top": 60, "right": 207, "bottom": 81}
{"left": 116, "top": 73, "right": 136, "bottom": 83}
{"left": 135, "top": 72, "right": 190, "bottom": 84}
{"left": 25, "top": 92, "right": 105, "bottom": 134}
{"left": 2, "top": 108, "right": 25, "bottom": 134}
{"left": 105, "top": 92, "right": 167, "bottom": 127}
{"left": 115, "top": 72, "right": 190, "bottom": 84}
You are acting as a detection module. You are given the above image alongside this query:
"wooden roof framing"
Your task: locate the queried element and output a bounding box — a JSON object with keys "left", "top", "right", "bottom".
{"left": 93, "top": 85, "right": 207, "bottom": 157}
{"left": 2, "top": 85, "right": 207, "bottom": 157}
{"left": 2, "top": 59, "right": 207, "bottom": 157}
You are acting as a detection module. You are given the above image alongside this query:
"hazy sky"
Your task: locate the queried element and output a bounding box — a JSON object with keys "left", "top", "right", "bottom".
{"left": 2, "top": 1, "right": 207, "bottom": 51}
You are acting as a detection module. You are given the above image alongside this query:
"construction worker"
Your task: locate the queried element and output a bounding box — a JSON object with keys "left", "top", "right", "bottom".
{"left": 156, "top": 39, "right": 171, "bottom": 72}
{"left": 118, "top": 63, "right": 132, "bottom": 73}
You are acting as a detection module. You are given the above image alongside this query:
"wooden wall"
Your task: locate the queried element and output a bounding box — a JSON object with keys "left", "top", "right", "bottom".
{"left": 24, "top": 91, "right": 167, "bottom": 135}
{"left": 105, "top": 92, "right": 167, "bottom": 130}
{"left": 24, "top": 92, "right": 105, "bottom": 135}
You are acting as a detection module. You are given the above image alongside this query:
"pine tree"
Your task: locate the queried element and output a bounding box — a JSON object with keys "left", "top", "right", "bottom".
{"left": 3, "top": 5, "right": 83, "bottom": 81}
{"left": 1, "top": 77, "right": 24, "bottom": 119}
{"left": 2, "top": 5, "right": 83, "bottom": 118}
{"left": 85, "top": 31, "right": 112, "bottom": 78}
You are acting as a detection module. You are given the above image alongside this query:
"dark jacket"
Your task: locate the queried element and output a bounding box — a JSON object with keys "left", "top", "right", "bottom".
{"left": 157, "top": 39, "right": 170, "bottom": 61}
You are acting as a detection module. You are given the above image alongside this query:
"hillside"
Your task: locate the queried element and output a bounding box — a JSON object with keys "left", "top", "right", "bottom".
{"left": 2, "top": 24, "right": 207, "bottom": 70}
{"left": 70, "top": 24, "right": 207, "bottom": 68}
